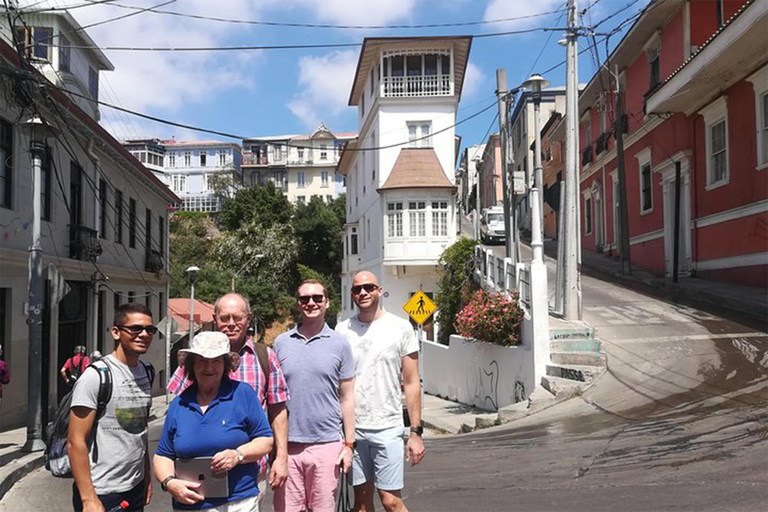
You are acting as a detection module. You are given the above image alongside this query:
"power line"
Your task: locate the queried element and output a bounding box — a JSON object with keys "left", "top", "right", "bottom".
{"left": 20, "top": 1, "right": 564, "bottom": 30}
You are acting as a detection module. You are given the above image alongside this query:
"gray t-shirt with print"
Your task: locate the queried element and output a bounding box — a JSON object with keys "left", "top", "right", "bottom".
{"left": 70, "top": 354, "right": 152, "bottom": 495}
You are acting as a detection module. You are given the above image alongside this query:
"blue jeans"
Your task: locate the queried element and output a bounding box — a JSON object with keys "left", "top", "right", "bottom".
{"left": 72, "top": 480, "right": 146, "bottom": 511}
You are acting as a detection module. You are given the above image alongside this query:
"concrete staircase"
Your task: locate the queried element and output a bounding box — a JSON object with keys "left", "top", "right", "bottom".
{"left": 542, "top": 326, "right": 606, "bottom": 398}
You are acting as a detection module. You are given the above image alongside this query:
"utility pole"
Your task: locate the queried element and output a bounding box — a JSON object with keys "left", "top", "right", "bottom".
{"left": 496, "top": 69, "right": 513, "bottom": 259}
{"left": 614, "top": 70, "right": 632, "bottom": 275}
{"left": 21, "top": 117, "right": 49, "bottom": 452}
{"left": 562, "top": 0, "right": 582, "bottom": 320}
{"left": 475, "top": 160, "right": 482, "bottom": 241}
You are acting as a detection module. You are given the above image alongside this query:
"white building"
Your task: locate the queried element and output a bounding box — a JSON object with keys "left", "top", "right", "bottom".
{"left": 338, "top": 36, "right": 472, "bottom": 340}
{"left": 0, "top": 13, "right": 178, "bottom": 429}
{"left": 242, "top": 124, "right": 355, "bottom": 204}
{"left": 508, "top": 87, "right": 567, "bottom": 232}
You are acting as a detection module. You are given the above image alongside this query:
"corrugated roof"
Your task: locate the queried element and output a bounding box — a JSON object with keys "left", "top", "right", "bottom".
{"left": 378, "top": 148, "right": 456, "bottom": 191}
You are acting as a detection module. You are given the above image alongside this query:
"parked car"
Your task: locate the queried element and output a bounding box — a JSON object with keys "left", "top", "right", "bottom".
{"left": 480, "top": 206, "right": 506, "bottom": 244}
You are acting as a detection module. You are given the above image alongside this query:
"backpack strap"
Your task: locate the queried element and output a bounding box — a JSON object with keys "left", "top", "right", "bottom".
{"left": 141, "top": 361, "right": 156, "bottom": 388}
{"left": 89, "top": 360, "right": 113, "bottom": 464}
{"left": 254, "top": 342, "right": 270, "bottom": 397}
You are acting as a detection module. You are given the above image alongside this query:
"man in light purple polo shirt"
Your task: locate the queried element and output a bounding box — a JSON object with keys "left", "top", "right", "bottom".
{"left": 273, "top": 279, "right": 355, "bottom": 512}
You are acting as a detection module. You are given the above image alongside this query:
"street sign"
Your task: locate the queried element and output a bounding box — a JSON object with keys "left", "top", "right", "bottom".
{"left": 511, "top": 171, "right": 527, "bottom": 195}
{"left": 403, "top": 291, "right": 437, "bottom": 326}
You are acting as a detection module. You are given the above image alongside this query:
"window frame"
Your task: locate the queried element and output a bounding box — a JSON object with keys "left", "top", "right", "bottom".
{"left": 407, "top": 121, "right": 432, "bottom": 148}
{"left": 59, "top": 34, "right": 71, "bottom": 72}
{"left": 88, "top": 66, "right": 99, "bottom": 100}
{"left": 430, "top": 201, "right": 449, "bottom": 237}
{"left": 321, "top": 171, "right": 329, "bottom": 188}
{"left": 128, "top": 197, "right": 137, "bottom": 248}
{"left": 115, "top": 189, "right": 124, "bottom": 244}
{"left": 408, "top": 201, "right": 426, "bottom": 237}
{"left": 200, "top": 151, "right": 207, "bottom": 167}
{"left": 297, "top": 171, "right": 306, "bottom": 188}
{"left": 634, "top": 147, "right": 653, "bottom": 215}
{"left": 387, "top": 202, "right": 404, "bottom": 238}
{"left": 747, "top": 67, "right": 768, "bottom": 170}
{"left": 584, "top": 195, "right": 593, "bottom": 235}
{"left": 699, "top": 97, "right": 730, "bottom": 189}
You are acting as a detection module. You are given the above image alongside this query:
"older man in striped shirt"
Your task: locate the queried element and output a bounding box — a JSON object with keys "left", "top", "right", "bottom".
{"left": 167, "top": 293, "right": 290, "bottom": 503}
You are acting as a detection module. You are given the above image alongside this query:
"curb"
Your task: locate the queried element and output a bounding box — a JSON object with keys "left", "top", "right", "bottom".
{"left": 0, "top": 452, "right": 45, "bottom": 502}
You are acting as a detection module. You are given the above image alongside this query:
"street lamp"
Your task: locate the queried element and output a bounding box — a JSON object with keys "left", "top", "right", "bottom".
{"left": 522, "top": 73, "right": 550, "bottom": 249}
{"left": 231, "top": 253, "right": 264, "bottom": 292}
{"left": 19, "top": 115, "right": 59, "bottom": 452}
{"left": 185, "top": 265, "right": 200, "bottom": 346}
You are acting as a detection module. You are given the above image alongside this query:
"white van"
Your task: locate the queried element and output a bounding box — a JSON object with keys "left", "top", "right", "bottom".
{"left": 480, "top": 205, "right": 506, "bottom": 244}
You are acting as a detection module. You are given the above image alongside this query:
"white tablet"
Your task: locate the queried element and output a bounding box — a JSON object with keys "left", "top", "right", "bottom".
{"left": 176, "top": 457, "right": 230, "bottom": 499}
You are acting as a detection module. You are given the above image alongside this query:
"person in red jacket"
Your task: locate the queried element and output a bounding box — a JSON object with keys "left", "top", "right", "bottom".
{"left": 60, "top": 345, "right": 90, "bottom": 387}
{"left": 0, "top": 345, "right": 9, "bottom": 411}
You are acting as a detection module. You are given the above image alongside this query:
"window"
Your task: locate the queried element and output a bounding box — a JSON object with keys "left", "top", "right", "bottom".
{"left": 200, "top": 151, "right": 207, "bottom": 167}
{"left": 584, "top": 117, "right": 592, "bottom": 149}
{"left": 274, "top": 145, "right": 282, "bottom": 161}
{"left": 350, "top": 231, "right": 358, "bottom": 255}
{"left": 172, "top": 174, "right": 187, "bottom": 193}
{"left": 320, "top": 144, "right": 328, "bottom": 160}
{"left": 408, "top": 201, "right": 426, "bottom": 237}
{"left": 761, "top": 92, "right": 768, "bottom": 166}
{"left": 298, "top": 147, "right": 304, "bottom": 161}
{"left": 367, "top": 218, "right": 371, "bottom": 242}
{"left": 297, "top": 195, "right": 306, "bottom": 204}
{"left": 297, "top": 171, "right": 306, "bottom": 188}
{"left": 158, "top": 215, "right": 165, "bottom": 256}
{"left": 361, "top": 94, "right": 365, "bottom": 116}
{"left": 640, "top": 163, "right": 652, "bottom": 212}
{"left": 41, "top": 146, "right": 51, "bottom": 220}
{"left": 326, "top": 195, "right": 333, "bottom": 203}
{"left": 321, "top": 171, "right": 329, "bottom": 187}
{"left": 28, "top": 26, "right": 53, "bottom": 60}
{"left": 585, "top": 196, "right": 593, "bottom": 234}
{"left": 387, "top": 202, "right": 403, "bottom": 237}
{"left": 98, "top": 178, "right": 108, "bottom": 239}
{"left": 128, "top": 291, "right": 135, "bottom": 303}
{"left": 115, "top": 189, "right": 123, "bottom": 244}
{"left": 218, "top": 150, "right": 227, "bottom": 166}
{"left": 59, "top": 35, "right": 70, "bottom": 72}
{"left": 0, "top": 119, "right": 12, "bottom": 208}
{"left": 168, "top": 153, "right": 176, "bottom": 167}
{"left": 183, "top": 151, "right": 191, "bottom": 167}
{"left": 648, "top": 47, "right": 660, "bottom": 90}
{"left": 407, "top": 122, "right": 432, "bottom": 148}
{"left": 431, "top": 201, "right": 448, "bottom": 236}
{"left": 700, "top": 97, "right": 729, "bottom": 187}
{"left": 716, "top": 0, "right": 724, "bottom": 28}
{"left": 129, "top": 198, "right": 137, "bottom": 248}
{"left": 202, "top": 173, "right": 210, "bottom": 192}
{"left": 370, "top": 67, "right": 375, "bottom": 96}
{"left": 145, "top": 208, "right": 152, "bottom": 254}
{"left": 88, "top": 67, "right": 99, "bottom": 100}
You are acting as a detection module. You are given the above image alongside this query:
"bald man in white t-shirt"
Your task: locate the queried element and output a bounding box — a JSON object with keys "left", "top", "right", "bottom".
{"left": 336, "top": 271, "right": 425, "bottom": 512}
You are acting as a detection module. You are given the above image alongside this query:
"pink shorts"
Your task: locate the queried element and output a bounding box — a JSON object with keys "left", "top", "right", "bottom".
{"left": 273, "top": 440, "right": 343, "bottom": 512}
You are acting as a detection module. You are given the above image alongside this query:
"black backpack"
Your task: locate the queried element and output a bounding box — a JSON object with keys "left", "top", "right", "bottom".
{"left": 68, "top": 355, "right": 87, "bottom": 382}
{"left": 45, "top": 359, "right": 155, "bottom": 478}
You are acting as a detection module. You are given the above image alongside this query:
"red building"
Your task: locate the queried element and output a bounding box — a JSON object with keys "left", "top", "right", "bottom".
{"left": 578, "top": 0, "right": 767, "bottom": 287}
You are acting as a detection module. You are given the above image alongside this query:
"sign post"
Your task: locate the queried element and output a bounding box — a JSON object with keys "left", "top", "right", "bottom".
{"left": 403, "top": 291, "right": 438, "bottom": 428}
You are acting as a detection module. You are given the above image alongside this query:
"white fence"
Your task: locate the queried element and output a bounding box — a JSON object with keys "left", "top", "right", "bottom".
{"left": 423, "top": 331, "right": 534, "bottom": 412}
{"left": 473, "top": 246, "right": 530, "bottom": 310}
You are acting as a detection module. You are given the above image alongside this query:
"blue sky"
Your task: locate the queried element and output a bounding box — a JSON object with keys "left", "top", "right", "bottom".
{"left": 24, "top": 0, "right": 650, "bottom": 155}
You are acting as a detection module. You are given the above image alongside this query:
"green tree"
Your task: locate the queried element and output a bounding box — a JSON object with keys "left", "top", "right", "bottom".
{"left": 435, "top": 237, "right": 479, "bottom": 345}
{"left": 218, "top": 182, "right": 293, "bottom": 231}
{"left": 293, "top": 195, "right": 345, "bottom": 278}
{"left": 168, "top": 211, "right": 222, "bottom": 300}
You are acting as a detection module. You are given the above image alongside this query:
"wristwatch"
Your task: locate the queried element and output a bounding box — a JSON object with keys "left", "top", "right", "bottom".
{"left": 160, "top": 475, "right": 176, "bottom": 492}
{"left": 410, "top": 426, "right": 423, "bottom": 436}
{"left": 344, "top": 441, "right": 356, "bottom": 450}
{"left": 235, "top": 448, "right": 245, "bottom": 464}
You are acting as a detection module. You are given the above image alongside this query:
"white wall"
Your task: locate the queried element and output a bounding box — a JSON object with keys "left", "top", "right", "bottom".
{"left": 423, "top": 327, "right": 535, "bottom": 412}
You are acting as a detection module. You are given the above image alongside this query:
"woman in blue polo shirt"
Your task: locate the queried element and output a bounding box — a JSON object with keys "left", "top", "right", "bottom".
{"left": 154, "top": 332, "right": 273, "bottom": 511}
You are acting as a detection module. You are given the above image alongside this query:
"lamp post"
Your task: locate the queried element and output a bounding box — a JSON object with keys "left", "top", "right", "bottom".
{"left": 521, "top": 74, "right": 551, "bottom": 388}
{"left": 20, "top": 116, "right": 58, "bottom": 452}
{"left": 231, "top": 254, "right": 264, "bottom": 292}
{"left": 185, "top": 266, "right": 199, "bottom": 345}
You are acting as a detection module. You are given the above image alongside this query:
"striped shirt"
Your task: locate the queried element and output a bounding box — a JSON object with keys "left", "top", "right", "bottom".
{"left": 167, "top": 337, "right": 289, "bottom": 476}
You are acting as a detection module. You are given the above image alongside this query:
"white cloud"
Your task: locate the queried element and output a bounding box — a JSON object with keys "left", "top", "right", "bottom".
{"left": 483, "top": 0, "right": 564, "bottom": 29}
{"left": 287, "top": 50, "right": 358, "bottom": 129}
{"left": 279, "top": 0, "right": 417, "bottom": 27}
{"left": 462, "top": 61, "right": 486, "bottom": 99}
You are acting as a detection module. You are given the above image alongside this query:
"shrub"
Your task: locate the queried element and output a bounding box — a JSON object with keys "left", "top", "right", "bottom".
{"left": 435, "top": 237, "right": 479, "bottom": 345}
{"left": 454, "top": 289, "right": 524, "bottom": 346}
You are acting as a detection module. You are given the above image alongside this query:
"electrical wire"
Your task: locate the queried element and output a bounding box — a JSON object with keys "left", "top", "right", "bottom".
{"left": 19, "top": 1, "right": 564, "bottom": 30}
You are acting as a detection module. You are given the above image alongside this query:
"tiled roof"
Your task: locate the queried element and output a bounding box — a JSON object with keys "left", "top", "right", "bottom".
{"left": 378, "top": 148, "right": 456, "bottom": 191}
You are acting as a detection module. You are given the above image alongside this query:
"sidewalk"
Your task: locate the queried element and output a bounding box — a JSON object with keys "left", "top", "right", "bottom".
{"left": 542, "top": 239, "right": 767, "bottom": 328}
{"left": 0, "top": 395, "right": 170, "bottom": 501}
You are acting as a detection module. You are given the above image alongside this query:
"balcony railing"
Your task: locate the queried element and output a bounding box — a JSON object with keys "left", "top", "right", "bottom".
{"left": 69, "top": 225, "right": 102, "bottom": 262}
{"left": 383, "top": 75, "right": 450, "bottom": 98}
{"left": 242, "top": 153, "right": 268, "bottom": 166}
{"left": 582, "top": 146, "right": 594, "bottom": 166}
{"left": 145, "top": 249, "right": 164, "bottom": 274}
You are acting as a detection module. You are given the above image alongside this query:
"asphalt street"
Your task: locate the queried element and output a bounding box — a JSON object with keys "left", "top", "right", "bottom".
{"left": 2, "top": 231, "right": 767, "bottom": 511}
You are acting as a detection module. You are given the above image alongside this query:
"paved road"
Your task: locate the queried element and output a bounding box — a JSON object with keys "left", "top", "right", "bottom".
{"left": 3, "top": 233, "right": 767, "bottom": 511}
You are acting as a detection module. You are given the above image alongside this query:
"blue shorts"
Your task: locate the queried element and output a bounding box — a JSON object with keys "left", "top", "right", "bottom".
{"left": 352, "top": 426, "right": 405, "bottom": 491}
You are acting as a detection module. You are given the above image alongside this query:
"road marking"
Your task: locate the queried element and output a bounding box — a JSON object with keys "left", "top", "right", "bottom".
{"left": 603, "top": 332, "right": 767, "bottom": 344}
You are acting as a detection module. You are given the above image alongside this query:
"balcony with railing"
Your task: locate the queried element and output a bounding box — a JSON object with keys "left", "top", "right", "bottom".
{"left": 382, "top": 74, "right": 451, "bottom": 98}
{"left": 242, "top": 151, "right": 269, "bottom": 166}
{"left": 69, "top": 225, "right": 102, "bottom": 262}
{"left": 145, "top": 249, "right": 164, "bottom": 274}
{"left": 380, "top": 50, "right": 453, "bottom": 99}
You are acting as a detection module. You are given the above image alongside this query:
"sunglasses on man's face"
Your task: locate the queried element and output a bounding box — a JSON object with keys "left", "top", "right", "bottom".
{"left": 117, "top": 324, "right": 158, "bottom": 335}
{"left": 351, "top": 283, "right": 379, "bottom": 295}
{"left": 298, "top": 294, "right": 326, "bottom": 305}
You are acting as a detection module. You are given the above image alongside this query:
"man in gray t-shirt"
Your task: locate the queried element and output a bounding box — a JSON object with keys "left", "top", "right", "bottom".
{"left": 273, "top": 279, "right": 355, "bottom": 512}
{"left": 69, "top": 303, "right": 155, "bottom": 512}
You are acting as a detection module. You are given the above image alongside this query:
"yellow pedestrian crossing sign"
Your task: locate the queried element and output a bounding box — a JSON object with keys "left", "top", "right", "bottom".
{"left": 403, "top": 291, "right": 437, "bottom": 326}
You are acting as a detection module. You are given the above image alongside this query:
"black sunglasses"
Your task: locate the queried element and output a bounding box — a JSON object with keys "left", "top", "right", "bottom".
{"left": 298, "top": 294, "right": 326, "bottom": 305}
{"left": 117, "top": 324, "right": 158, "bottom": 335}
{"left": 351, "top": 283, "right": 379, "bottom": 295}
